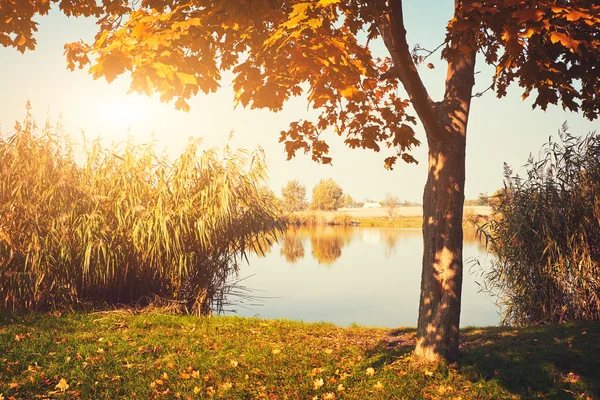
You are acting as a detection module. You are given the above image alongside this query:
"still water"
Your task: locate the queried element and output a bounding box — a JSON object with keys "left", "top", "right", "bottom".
{"left": 229, "top": 227, "right": 500, "bottom": 328}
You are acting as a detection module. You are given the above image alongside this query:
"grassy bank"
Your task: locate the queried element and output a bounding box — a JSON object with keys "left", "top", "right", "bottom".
{"left": 0, "top": 312, "right": 598, "bottom": 399}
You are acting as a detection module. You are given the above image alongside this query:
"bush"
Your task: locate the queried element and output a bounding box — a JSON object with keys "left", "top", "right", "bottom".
{"left": 0, "top": 110, "right": 282, "bottom": 314}
{"left": 481, "top": 125, "right": 600, "bottom": 325}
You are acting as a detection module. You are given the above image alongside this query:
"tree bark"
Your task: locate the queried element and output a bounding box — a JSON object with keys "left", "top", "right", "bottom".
{"left": 415, "top": 132, "right": 466, "bottom": 362}
{"left": 381, "top": 0, "right": 477, "bottom": 362}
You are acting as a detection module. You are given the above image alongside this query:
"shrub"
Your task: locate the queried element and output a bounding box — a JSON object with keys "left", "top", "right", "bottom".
{"left": 0, "top": 110, "right": 282, "bottom": 314}
{"left": 481, "top": 125, "right": 600, "bottom": 325}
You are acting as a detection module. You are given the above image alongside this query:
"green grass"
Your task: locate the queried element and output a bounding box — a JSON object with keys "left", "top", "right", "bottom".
{"left": 0, "top": 312, "right": 598, "bottom": 399}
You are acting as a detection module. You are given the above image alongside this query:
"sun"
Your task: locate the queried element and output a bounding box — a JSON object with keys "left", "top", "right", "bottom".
{"left": 101, "top": 99, "right": 145, "bottom": 128}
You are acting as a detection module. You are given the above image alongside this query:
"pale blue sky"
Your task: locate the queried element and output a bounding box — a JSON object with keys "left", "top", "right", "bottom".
{"left": 1, "top": 1, "right": 598, "bottom": 202}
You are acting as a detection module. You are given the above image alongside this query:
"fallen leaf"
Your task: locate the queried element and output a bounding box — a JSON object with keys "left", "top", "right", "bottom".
{"left": 56, "top": 378, "right": 69, "bottom": 392}
{"left": 374, "top": 381, "right": 384, "bottom": 391}
{"left": 365, "top": 367, "right": 375, "bottom": 377}
{"left": 314, "top": 378, "right": 324, "bottom": 390}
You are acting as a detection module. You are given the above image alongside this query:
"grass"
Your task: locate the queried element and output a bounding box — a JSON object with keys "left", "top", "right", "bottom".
{"left": 0, "top": 312, "right": 598, "bottom": 399}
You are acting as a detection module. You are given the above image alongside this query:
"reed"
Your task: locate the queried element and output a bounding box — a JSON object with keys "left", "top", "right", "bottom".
{"left": 0, "top": 109, "right": 283, "bottom": 314}
{"left": 479, "top": 125, "right": 600, "bottom": 325}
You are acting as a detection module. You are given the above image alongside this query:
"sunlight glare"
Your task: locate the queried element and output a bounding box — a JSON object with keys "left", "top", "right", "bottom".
{"left": 101, "top": 100, "right": 145, "bottom": 129}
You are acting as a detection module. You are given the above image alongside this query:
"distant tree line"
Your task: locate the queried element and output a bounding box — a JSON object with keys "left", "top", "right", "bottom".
{"left": 280, "top": 179, "right": 419, "bottom": 212}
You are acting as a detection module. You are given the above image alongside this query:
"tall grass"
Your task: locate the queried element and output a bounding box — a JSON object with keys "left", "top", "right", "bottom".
{"left": 0, "top": 109, "right": 282, "bottom": 314}
{"left": 480, "top": 125, "right": 600, "bottom": 325}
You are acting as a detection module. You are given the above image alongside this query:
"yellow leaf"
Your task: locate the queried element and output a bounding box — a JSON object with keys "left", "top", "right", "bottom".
{"left": 306, "top": 18, "right": 322, "bottom": 29}
{"left": 340, "top": 86, "right": 359, "bottom": 100}
{"left": 193, "top": 386, "right": 201, "bottom": 394}
{"left": 313, "top": 378, "right": 324, "bottom": 390}
{"left": 272, "top": 348, "right": 281, "bottom": 355}
{"left": 317, "top": 0, "right": 341, "bottom": 6}
{"left": 175, "top": 98, "right": 190, "bottom": 112}
{"left": 374, "top": 381, "right": 384, "bottom": 391}
{"left": 176, "top": 72, "right": 197, "bottom": 86}
{"left": 56, "top": 378, "right": 69, "bottom": 392}
{"left": 336, "top": 384, "right": 345, "bottom": 391}
{"left": 323, "top": 392, "right": 336, "bottom": 400}
{"left": 230, "top": 359, "right": 239, "bottom": 368}
{"left": 365, "top": 367, "right": 375, "bottom": 377}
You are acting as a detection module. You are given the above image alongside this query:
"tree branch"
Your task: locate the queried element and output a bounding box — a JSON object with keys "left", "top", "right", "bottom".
{"left": 378, "top": 0, "right": 446, "bottom": 143}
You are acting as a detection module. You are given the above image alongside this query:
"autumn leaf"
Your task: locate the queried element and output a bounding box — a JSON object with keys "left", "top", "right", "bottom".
{"left": 512, "top": 8, "right": 545, "bottom": 24}
{"left": 374, "top": 381, "right": 384, "bottom": 391}
{"left": 365, "top": 367, "right": 375, "bottom": 377}
{"left": 176, "top": 72, "right": 197, "bottom": 86}
{"left": 175, "top": 98, "right": 190, "bottom": 112}
{"left": 56, "top": 378, "right": 69, "bottom": 392}
{"left": 427, "top": 63, "right": 435, "bottom": 69}
{"left": 339, "top": 86, "right": 360, "bottom": 100}
{"left": 549, "top": 32, "right": 581, "bottom": 52}
{"left": 317, "top": 0, "right": 341, "bottom": 7}
{"left": 313, "top": 378, "right": 324, "bottom": 390}
{"left": 229, "top": 359, "right": 238, "bottom": 368}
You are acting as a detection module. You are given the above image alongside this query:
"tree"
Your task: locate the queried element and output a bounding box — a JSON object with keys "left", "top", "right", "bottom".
{"left": 4, "top": 0, "right": 599, "bottom": 362}
{"left": 281, "top": 180, "right": 308, "bottom": 212}
{"left": 381, "top": 193, "right": 400, "bottom": 221}
{"left": 311, "top": 179, "right": 344, "bottom": 211}
{"left": 341, "top": 193, "right": 355, "bottom": 208}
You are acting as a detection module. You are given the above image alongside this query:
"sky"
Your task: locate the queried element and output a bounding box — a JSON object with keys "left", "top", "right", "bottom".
{"left": 1, "top": 1, "right": 598, "bottom": 203}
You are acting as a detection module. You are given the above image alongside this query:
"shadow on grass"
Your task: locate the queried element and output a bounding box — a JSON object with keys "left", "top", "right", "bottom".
{"left": 365, "top": 327, "right": 415, "bottom": 369}
{"left": 459, "top": 324, "right": 600, "bottom": 399}
{"left": 366, "top": 324, "right": 599, "bottom": 399}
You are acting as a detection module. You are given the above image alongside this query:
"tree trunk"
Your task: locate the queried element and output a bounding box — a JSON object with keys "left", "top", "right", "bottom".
{"left": 414, "top": 40, "right": 476, "bottom": 363}
{"left": 380, "top": 0, "right": 477, "bottom": 362}
{"left": 415, "top": 133, "right": 466, "bottom": 362}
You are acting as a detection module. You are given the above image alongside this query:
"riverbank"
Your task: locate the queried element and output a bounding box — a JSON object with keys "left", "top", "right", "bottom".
{"left": 0, "top": 311, "right": 597, "bottom": 399}
{"left": 289, "top": 206, "right": 491, "bottom": 228}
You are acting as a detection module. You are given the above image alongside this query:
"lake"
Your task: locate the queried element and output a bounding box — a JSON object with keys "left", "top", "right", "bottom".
{"left": 228, "top": 226, "right": 500, "bottom": 328}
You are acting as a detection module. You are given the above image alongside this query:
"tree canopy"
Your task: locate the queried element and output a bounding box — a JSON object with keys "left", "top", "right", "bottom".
{"left": 281, "top": 179, "right": 308, "bottom": 212}
{"left": 311, "top": 178, "right": 343, "bottom": 211}
{"left": 3, "top": 1, "right": 597, "bottom": 169}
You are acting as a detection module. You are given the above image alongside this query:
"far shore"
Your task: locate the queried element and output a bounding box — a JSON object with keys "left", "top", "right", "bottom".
{"left": 297, "top": 206, "right": 492, "bottom": 218}
{"left": 290, "top": 206, "right": 491, "bottom": 228}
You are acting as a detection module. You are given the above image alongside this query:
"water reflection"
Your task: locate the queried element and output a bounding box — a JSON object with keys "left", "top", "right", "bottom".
{"left": 233, "top": 227, "right": 498, "bottom": 328}
{"left": 279, "top": 229, "right": 305, "bottom": 263}
{"left": 278, "top": 226, "right": 486, "bottom": 263}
